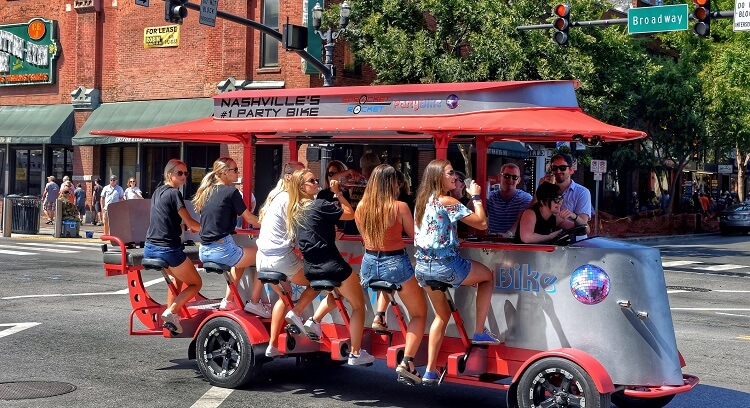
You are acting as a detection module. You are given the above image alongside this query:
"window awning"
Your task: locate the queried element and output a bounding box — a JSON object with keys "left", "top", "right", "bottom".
{"left": 488, "top": 141, "right": 529, "bottom": 159}
{"left": 73, "top": 98, "right": 214, "bottom": 145}
{"left": 0, "top": 104, "right": 75, "bottom": 145}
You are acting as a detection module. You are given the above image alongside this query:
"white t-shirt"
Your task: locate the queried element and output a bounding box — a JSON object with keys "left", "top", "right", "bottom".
{"left": 255, "top": 191, "right": 293, "bottom": 257}
{"left": 101, "top": 184, "right": 124, "bottom": 210}
{"left": 124, "top": 186, "right": 142, "bottom": 200}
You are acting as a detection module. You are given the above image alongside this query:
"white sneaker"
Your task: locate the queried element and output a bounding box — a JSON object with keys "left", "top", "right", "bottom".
{"left": 244, "top": 300, "right": 272, "bottom": 318}
{"left": 161, "top": 310, "right": 183, "bottom": 334}
{"left": 285, "top": 310, "right": 307, "bottom": 335}
{"left": 304, "top": 318, "right": 322, "bottom": 339}
{"left": 348, "top": 349, "right": 375, "bottom": 366}
{"left": 265, "top": 345, "right": 283, "bottom": 358}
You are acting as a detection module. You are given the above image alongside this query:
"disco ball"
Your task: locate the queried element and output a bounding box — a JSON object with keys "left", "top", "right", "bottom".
{"left": 446, "top": 94, "right": 459, "bottom": 109}
{"left": 570, "top": 264, "right": 610, "bottom": 305}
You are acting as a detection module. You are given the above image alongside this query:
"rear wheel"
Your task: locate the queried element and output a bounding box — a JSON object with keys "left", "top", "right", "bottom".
{"left": 196, "top": 317, "right": 262, "bottom": 388}
{"left": 516, "top": 357, "right": 610, "bottom": 408}
{"left": 612, "top": 391, "right": 674, "bottom": 408}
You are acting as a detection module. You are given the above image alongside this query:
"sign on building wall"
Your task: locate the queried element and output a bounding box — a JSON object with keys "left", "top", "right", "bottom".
{"left": 143, "top": 25, "right": 180, "bottom": 48}
{"left": 0, "top": 18, "right": 60, "bottom": 87}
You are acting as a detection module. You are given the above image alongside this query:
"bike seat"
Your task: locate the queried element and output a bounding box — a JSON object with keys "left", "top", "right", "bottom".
{"left": 257, "top": 271, "right": 287, "bottom": 285}
{"left": 309, "top": 280, "right": 341, "bottom": 291}
{"left": 141, "top": 258, "right": 169, "bottom": 271}
{"left": 424, "top": 280, "right": 453, "bottom": 292}
{"left": 368, "top": 280, "right": 401, "bottom": 294}
{"left": 202, "top": 262, "right": 232, "bottom": 274}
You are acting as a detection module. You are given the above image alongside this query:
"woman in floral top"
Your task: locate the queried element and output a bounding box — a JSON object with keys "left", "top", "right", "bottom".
{"left": 413, "top": 159, "right": 500, "bottom": 385}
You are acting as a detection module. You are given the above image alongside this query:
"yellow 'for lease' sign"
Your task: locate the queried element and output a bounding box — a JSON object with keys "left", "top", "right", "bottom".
{"left": 143, "top": 25, "right": 180, "bottom": 48}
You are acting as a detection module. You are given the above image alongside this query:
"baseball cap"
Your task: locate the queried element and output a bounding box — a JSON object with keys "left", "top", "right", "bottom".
{"left": 110, "top": 175, "right": 118, "bottom": 181}
{"left": 47, "top": 176, "right": 55, "bottom": 181}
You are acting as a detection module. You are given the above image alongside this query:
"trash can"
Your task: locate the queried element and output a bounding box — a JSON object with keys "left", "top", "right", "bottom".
{"left": 8, "top": 195, "right": 41, "bottom": 234}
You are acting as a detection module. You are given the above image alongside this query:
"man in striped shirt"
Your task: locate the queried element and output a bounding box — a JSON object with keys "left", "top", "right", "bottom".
{"left": 487, "top": 163, "right": 532, "bottom": 237}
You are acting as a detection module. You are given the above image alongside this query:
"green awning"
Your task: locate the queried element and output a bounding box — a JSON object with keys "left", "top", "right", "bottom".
{"left": 488, "top": 141, "right": 529, "bottom": 159}
{"left": 73, "top": 98, "right": 214, "bottom": 145}
{"left": 0, "top": 104, "right": 75, "bottom": 145}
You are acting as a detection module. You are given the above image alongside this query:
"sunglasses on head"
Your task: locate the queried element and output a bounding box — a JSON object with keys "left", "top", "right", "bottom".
{"left": 502, "top": 173, "right": 519, "bottom": 181}
{"left": 550, "top": 165, "right": 570, "bottom": 172}
{"left": 226, "top": 167, "right": 239, "bottom": 173}
{"left": 174, "top": 171, "right": 189, "bottom": 177}
{"left": 306, "top": 178, "right": 320, "bottom": 184}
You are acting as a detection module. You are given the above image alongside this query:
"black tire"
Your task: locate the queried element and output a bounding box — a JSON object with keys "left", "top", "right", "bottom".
{"left": 195, "top": 317, "right": 262, "bottom": 389}
{"left": 516, "top": 357, "right": 610, "bottom": 408}
{"left": 612, "top": 391, "right": 674, "bottom": 408}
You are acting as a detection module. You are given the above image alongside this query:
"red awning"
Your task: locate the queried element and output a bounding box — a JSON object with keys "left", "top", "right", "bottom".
{"left": 92, "top": 107, "right": 645, "bottom": 144}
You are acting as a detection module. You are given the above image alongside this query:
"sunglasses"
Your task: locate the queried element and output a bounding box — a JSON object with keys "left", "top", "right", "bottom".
{"left": 226, "top": 167, "right": 239, "bottom": 173}
{"left": 550, "top": 165, "right": 570, "bottom": 172}
{"left": 502, "top": 173, "right": 519, "bottom": 181}
{"left": 445, "top": 170, "right": 455, "bottom": 176}
{"left": 552, "top": 196, "right": 563, "bottom": 203}
{"left": 174, "top": 171, "right": 189, "bottom": 177}
{"left": 327, "top": 171, "right": 339, "bottom": 178}
{"left": 128, "top": 180, "right": 135, "bottom": 183}
{"left": 305, "top": 178, "right": 320, "bottom": 185}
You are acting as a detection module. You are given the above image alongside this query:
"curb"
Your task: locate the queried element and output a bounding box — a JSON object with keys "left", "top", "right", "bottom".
{"left": 620, "top": 232, "right": 717, "bottom": 245}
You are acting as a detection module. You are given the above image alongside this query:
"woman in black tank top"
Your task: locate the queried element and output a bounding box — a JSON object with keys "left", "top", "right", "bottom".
{"left": 515, "top": 182, "right": 570, "bottom": 244}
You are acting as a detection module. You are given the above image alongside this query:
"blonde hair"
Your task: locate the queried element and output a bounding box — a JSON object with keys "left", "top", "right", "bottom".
{"left": 163, "top": 159, "right": 186, "bottom": 185}
{"left": 285, "top": 169, "right": 314, "bottom": 243}
{"left": 414, "top": 159, "right": 451, "bottom": 228}
{"left": 192, "top": 157, "right": 234, "bottom": 213}
{"left": 357, "top": 164, "right": 398, "bottom": 247}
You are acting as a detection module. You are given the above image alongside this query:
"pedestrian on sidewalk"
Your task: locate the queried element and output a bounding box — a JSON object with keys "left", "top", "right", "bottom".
{"left": 42, "top": 176, "right": 59, "bottom": 225}
{"left": 92, "top": 178, "right": 103, "bottom": 226}
{"left": 101, "top": 175, "right": 123, "bottom": 235}
{"left": 123, "top": 178, "right": 143, "bottom": 200}
{"left": 74, "top": 183, "right": 86, "bottom": 223}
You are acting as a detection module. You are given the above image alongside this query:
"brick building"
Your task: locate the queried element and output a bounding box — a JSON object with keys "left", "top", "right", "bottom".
{"left": 0, "top": 0, "right": 375, "bottom": 214}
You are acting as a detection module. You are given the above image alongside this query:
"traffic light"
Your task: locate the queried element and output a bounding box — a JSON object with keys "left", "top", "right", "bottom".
{"left": 552, "top": 4, "right": 570, "bottom": 46}
{"left": 693, "top": 0, "right": 710, "bottom": 37}
{"left": 165, "top": 0, "right": 188, "bottom": 25}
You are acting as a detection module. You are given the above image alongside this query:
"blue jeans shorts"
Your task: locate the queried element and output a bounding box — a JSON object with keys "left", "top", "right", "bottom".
{"left": 199, "top": 234, "right": 244, "bottom": 267}
{"left": 415, "top": 256, "right": 471, "bottom": 288}
{"left": 144, "top": 242, "right": 187, "bottom": 268}
{"left": 360, "top": 252, "right": 414, "bottom": 287}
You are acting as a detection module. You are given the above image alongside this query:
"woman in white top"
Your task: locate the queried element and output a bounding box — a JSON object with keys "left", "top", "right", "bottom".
{"left": 124, "top": 178, "right": 144, "bottom": 200}
{"left": 256, "top": 162, "right": 319, "bottom": 358}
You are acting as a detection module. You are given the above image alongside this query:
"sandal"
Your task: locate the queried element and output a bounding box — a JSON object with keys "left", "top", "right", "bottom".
{"left": 371, "top": 312, "right": 388, "bottom": 332}
{"left": 396, "top": 358, "right": 422, "bottom": 385}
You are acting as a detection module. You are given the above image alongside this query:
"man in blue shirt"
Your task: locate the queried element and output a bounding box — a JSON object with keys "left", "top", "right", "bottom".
{"left": 549, "top": 153, "right": 592, "bottom": 237}
{"left": 487, "top": 163, "right": 532, "bottom": 237}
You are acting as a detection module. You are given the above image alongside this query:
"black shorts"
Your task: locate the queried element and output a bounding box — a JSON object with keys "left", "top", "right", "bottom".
{"left": 303, "top": 256, "right": 352, "bottom": 284}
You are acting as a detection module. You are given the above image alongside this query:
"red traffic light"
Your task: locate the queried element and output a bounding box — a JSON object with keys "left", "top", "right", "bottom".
{"left": 693, "top": 0, "right": 708, "bottom": 6}
{"left": 554, "top": 4, "right": 570, "bottom": 17}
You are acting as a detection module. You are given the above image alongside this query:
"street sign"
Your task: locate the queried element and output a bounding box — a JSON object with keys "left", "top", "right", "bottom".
{"left": 199, "top": 0, "right": 219, "bottom": 27}
{"left": 135, "top": 0, "right": 149, "bottom": 6}
{"left": 628, "top": 4, "right": 688, "bottom": 34}
{"left": 735, "top": 1, "right": 750, "bottom": 31}
{"left": 593, "top": 172, "right": 603, "bottom": 181}
{"left": 590, "top": 159, "right": 607, "bottom": 174}
{"left": 718, "top": 164, "right": 733, "bottom": 174}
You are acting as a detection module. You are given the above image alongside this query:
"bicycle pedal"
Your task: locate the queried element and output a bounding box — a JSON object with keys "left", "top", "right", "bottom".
{"left": 285, "top": 324, "right": 301, "bottom": 335}
{"left": 307, "top": 333, "right": 320, "bottom": 342}
{"left": 397, "top": 375, "right": 417, "bottom": 386}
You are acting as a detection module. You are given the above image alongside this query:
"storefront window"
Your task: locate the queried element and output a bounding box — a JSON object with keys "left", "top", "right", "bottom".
{"left": 260, "top": 0, "right": 279, "bottom": 67}
{"left": 51, "top": 147, "right": 74, "bottom": 181}
{"left": 185, "top": 144, "right": 220, "bottom": 199}
{"left": 104, "top": 146, "right": 137, "bottom": 186}
{"left": 143, "top": 145, "right": 181, "bottom": 199}
{"left": 12, "top": 148, "right": 43, "bottom": 196}
{"left": 0, "top": 149, "right": 5, "bottom": 196}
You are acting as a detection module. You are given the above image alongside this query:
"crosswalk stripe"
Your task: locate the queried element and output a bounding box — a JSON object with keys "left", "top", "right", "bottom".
{"left": 662, "top": 260, "right": 702, "bottom": 267}
{"left": 698, "top": 264, "right": 745, "bottom": 271}
{"left": 0, "top": 248, "right": 35, "bottom": 255}
{"left": 16, "top": 242, "right": 101, "bottom": 251}
{"left": 0, "top": 244, "right": 78, "bottom": 254}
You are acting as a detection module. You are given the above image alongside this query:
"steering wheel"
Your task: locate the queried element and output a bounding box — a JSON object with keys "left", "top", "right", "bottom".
{"left": 547, "top": 224, "right": 588, "bottom": 245}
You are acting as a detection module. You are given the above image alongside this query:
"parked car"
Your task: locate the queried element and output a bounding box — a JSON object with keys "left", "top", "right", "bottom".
{"left": 720, "top": 204, "right": 750, "bottom": 235}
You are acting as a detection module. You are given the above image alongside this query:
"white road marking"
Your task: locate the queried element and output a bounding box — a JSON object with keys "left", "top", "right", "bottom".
{"left": 671, "top": 308, "right": 750, "bottom": 311}
{"left": 1, "top": 278, "right": 164, "bottom": 300}
{"left": 0, "top": 244, "right": 77, "bottom": 254}
{"left": 715, "top": 290, "right": 750, "bottom": 293}
{"left": 16, "top": 242, "right": 102, "bottom": 251}
{"left": 190, "top": 386, "right": 234, "bottom": 408}
{"left": 716, "top": 312, "right": 750, "bottom": 318}
{"left": 662, "top": 260, "right": 702, "bottom": 267}
{"left": 699, "top": 264, "right": 746, "bottom": 271}
{"left": 0, "top": 322, "right": 41, "bottom": 339}
{"left": 667, "top": 290, "right": 688, "bottom": 294}
{"left": 0, "top": 248, "right": 36, "bottom": 255}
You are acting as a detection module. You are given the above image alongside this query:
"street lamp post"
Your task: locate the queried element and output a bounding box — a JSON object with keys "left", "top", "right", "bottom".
{"left": 311, "top": 0, "right": 350, "bottom": 87}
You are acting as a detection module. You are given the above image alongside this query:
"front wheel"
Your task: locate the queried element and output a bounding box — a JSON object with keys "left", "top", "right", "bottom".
{"left": 196, "top": 317, "right": 262, "bottom": 389}
{"left": 516, "top": 357, "right": 610, "bottom": 408}
{"left": 612, "top": 392, "right": 674, "bottom": 408}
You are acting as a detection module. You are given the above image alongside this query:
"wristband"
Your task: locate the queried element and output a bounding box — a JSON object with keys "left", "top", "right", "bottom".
{"left": 473, "top": 200, "right": 482, "bottom": 205}
{"left": 573, "top": 213, "right": 579, "bottom": 221}
{"left": 472, "top": 195, "right": 482, "bottom": 201}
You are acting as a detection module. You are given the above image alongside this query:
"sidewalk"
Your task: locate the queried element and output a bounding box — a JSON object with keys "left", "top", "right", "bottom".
{"left": 2, "top": 219, "right": 105, "bottom": 242}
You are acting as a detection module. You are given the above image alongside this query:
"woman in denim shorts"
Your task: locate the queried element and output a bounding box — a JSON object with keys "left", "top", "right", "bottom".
{"left": 192, "top": 157, "right": 267, "bottom": 317}
{"left": 355, "top": 164, "right": 426, "bottom": 384}
{"left": 413, "top": 159, "right": 501, "bottom": 385}
{"left": 144, "top": 159, "right": 202, "bottom": 335}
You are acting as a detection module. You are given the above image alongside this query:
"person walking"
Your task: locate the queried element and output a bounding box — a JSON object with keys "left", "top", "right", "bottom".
{"left": 42, "top": 176, "right": 59, "bottom": 225}
{"left": 93, "top": 178, "right": 103, "bottom": 226}
{"left": 100, "top": 175, "right": 124, "bottom": 235}
{"left": 74, "top": 183, "right": 87, "bottom": 223}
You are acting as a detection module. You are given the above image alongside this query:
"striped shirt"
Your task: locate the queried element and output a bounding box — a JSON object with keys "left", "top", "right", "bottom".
{"left": 487, "top": 189, "right": 532, "bottom": 234}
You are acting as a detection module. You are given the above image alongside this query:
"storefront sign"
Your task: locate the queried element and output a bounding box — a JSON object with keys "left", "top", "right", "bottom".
{"left": 719, "top": 164, "right": 733, "bottom": 174}
{"left": 0, "top": 18, "right": 60, "bottom": 87}
{"left": 143, "top": 25, "right": 180, "bottom": 48}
